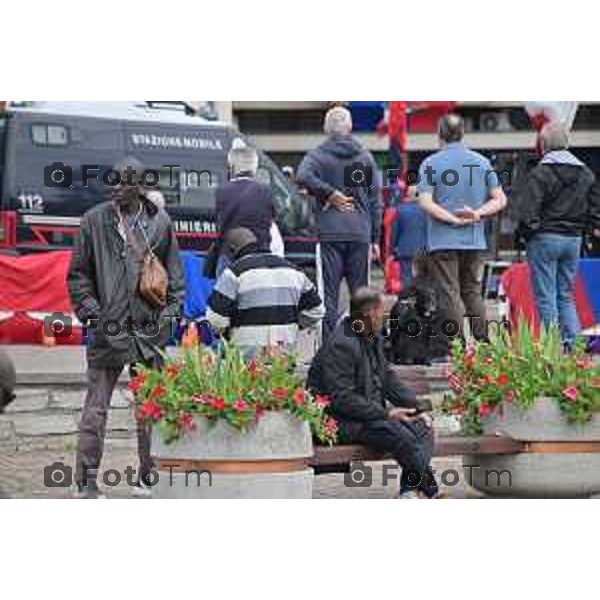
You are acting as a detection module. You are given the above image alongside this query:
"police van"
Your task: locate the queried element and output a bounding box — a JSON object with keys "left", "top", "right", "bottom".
{"left": 0, "top": 101, "right": 316, "bottom": 268}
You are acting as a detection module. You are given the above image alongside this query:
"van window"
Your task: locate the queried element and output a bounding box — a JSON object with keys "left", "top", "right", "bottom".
{"left": 31, "top": 123, "right": 69, "bottom": 146}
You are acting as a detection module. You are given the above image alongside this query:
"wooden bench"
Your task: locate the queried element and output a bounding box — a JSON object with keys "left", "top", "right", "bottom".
{"left": 310, "top": 435, "right": 524, "bottom": 474}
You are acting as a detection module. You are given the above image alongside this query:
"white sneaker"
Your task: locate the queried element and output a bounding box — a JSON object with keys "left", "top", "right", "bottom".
{"left": 399, "top": 490, "right": 422, "bottom": 499}
{"left": 131, "top": 481, "right": 153, "bottom": 498}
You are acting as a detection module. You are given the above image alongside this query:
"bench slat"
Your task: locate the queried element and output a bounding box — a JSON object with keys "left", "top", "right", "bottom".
{"left": 310, "top": 435, "right": 523, "bottom": 469}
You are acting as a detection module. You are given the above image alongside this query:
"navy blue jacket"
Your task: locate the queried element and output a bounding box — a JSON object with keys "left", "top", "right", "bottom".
{"left": 297, "top": 136, "right": 382, "bottom": 244}
{"left": 215, "top": 175, "right": 274, "bottom": 249}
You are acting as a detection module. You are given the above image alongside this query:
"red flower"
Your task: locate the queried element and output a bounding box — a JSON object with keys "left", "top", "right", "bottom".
{"left": 247, "top": 359, "right": 260, "bottom": 378}
{"left": 481, "top": 375, "right": 493, "bottom": 386}
{"left": 209, "top": 397, "right": 226, "bottom": 411}
{"left": 478, "top": 403, "right": 493, "bottom": 418}
{"left": 562, "top": 387, "right": 579, "bottom": 402}
{"left": 293, "top": 389, "right": 306, "bottom": 407}
{"left": 138, "top": 399, "right": 164, "bottom": 421}
{"left": 150, "top": 384, "right": 166, "bottom": 400}
{"left": 233, "top": 399, "right": 249, "bottom": 412}
{"left": 483, "top": 357, "right": 494, "bottom": 366}
{"left": 324, "top": 417, "right": 338, "bottom": 436}
{"left": 178, "top": 412, "right": 195, "bottom": 431}
{"left": 192, "top": 393, "right": 209, "bottom": 405}
{"left": 166, "top": 364, "right": 179, "bottom": 379}
{"left": 271, "top": 388, "right": 288, "bottom": 401}
{"left": 128, "top": 374, "right": 146, "bottom": 394}
{"left": 315, "top": 394, "right": 331, "bottom": 409}
{"left": 504, "top": 390, "right": 515, "bottom": 403}
{"left": 576, "top": 358, "right": 592, "bottom": 369}
{"left": 497, "top": 373, "right": 509, "bottom": 387}
{"left": 464, "top": 346, "right": 476, "bottom": 367}
{"left": 447, "top": 373, "right": 462, "bottom": 391}
{"left": 255, "top": 406, "right": 266, "bottom": 420}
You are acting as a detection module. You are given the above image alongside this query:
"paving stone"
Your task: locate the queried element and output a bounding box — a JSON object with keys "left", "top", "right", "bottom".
{"left": 6, "top": 388, "right": 50, "bottom": 413}
{"left": 106, "top": 407, "right": 136, "bottom": 433}
{"left": 0, "top": 420, "right": 18, "bottom": 452}
{"left": 8, "top": 413, "right": 79, "bottom": 437}
{"left": 48, "top": 389, "right": 86, "bottom": 411}
{"left": 17, "top": 434, "right": 79, "bottom": 452}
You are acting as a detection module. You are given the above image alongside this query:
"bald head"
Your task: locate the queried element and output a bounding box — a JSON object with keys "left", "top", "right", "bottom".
{"left": 540, "top": 122, "right": 569, "bottom": 153}
{"left": 438, "top": 113, "right": 464, "bottom": 144}
{"left": 225, "top": 227, "right": 257, "bottom": 257}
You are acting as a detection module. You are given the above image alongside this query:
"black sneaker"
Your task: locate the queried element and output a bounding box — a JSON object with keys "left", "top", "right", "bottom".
{"left": 70, "top": 483, "right": 104, "bottom": 499}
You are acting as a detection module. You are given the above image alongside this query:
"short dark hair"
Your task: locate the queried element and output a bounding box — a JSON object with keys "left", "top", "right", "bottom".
{"left": 350, "top": 286, "right": 384, "bottom": 315}
{"left": 438, "top": 114, "right": 464, "bottom": 143}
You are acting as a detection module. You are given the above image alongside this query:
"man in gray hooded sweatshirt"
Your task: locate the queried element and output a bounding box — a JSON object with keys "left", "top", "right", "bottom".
{"left": 297, "top": 106, "right": 382, "bottom": 337}
{"left": 518, "top": 123, "right": 600, "bottom": 346}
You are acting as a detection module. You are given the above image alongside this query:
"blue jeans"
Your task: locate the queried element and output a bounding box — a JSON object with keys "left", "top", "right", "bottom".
{"left": 398, "top": 257, "right": 413, "bottom": 291}
{"left": 527, "top": 233, "right": 581, "bottom": 345}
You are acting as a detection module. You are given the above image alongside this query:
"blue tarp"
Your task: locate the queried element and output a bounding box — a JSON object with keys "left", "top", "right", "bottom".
{"left": 180, "top": 251, "right": 215, "bottom": 320}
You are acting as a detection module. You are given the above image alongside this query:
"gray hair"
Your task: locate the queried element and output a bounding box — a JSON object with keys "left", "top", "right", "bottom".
{"left": 324, "top": 106, "right": 353, "bottom": 136}
{"left": 228, "top": 146, "right": 259, "bottom": 176}
{"left": 540, "top": 122, "right": 569, "bottom": 153}
{"left": 438, "top": 114, "right": 464, "bottom": 144}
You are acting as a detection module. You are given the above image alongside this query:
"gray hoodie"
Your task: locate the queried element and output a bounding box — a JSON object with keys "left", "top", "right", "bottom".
{"left": 297, "top": 135, "right": 382, "bottom": 243}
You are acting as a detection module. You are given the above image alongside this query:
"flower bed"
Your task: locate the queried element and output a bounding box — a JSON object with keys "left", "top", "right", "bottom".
{"left": 130, "top": 343, "right": 338, "bottom": 446}
{"left": 443, "top": 321, "right": 600, "bottom": 436}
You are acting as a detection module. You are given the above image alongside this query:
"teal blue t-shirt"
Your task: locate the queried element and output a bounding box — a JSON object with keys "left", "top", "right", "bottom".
{"left": 416, "top": 142, "right": 500, "bottom": 252}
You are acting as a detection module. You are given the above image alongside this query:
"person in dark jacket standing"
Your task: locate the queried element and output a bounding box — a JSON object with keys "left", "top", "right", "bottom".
{"left": 308, "top": 287, "right": 439, "bottom": 499}
{"left": 68, "top": 159, "right": 185, "bottom": 498}
{"left": 518, "top": 123, "right": 600, "bottom": 346}
{"left": 297, "top": 106, "right": 382, "bottom": 337}
{"left": 215, "top": 145, "right": 275, "bottom": 270}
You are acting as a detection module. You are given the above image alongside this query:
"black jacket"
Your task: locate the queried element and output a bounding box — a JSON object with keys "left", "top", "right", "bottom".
{"left": 517, "top": 151, "right": 600, "bottom": 240}
{"left": 68, "top": 200, "right": 185, "bottom": 368}
{"left": 215, "top": 175, "right": 274, "bottom": 249}
{"left": 307, "top": 319, "right": 416, "bottom": 426}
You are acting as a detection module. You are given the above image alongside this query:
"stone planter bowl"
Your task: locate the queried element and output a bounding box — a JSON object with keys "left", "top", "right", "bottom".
{"left": 463, "top": 397, "right": 600, "bottom": 498}
{"left": 151, "top": 410, "right": 314, "bottom": 499}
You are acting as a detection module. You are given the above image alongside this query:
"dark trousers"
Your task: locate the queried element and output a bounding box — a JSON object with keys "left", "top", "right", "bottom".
{"left": 351, "top": 418, "right": 438, "bottom": 497}
{"left": 427, "top": 250, "right": 487, "bottom": 341}
{"left": 321, "top": 241, "right": 370, "bottom": 337}
{"left": 75, "top": 360, "right": 158, "bottom": 486}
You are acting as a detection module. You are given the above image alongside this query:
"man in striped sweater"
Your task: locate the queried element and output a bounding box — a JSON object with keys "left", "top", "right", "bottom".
{"left": 206, "top": 228, "right": 325, "bottom": 357}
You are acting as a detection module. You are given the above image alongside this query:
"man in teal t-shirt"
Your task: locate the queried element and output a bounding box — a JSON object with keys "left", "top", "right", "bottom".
{"left": 416, "top": 114, "right": 507, "bottom": 340}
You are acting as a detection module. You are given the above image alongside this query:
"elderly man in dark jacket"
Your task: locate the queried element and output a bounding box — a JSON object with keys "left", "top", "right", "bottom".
{"left": 68, "top": 159, "right": 185, "bottom": 498}
{"left": 297, "top": 106, "right": 382, "bottom": 337}
{"left": 308, "top": 287, "right": 439, "bottom": 499}
{"left": 518, "top": 123, "right": 600, "bottom": 346}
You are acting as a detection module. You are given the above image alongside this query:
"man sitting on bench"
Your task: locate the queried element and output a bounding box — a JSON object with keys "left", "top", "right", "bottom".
{"left": 308, "top": 287, "right": 439, "bottom": 499}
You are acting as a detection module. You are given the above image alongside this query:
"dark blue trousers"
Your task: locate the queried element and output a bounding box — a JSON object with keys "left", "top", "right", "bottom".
{"left": 352, "top": 418, "right": 439, "bottom": 497}
{"left": 321, "top": 241, "right": 370, "bottom": 337}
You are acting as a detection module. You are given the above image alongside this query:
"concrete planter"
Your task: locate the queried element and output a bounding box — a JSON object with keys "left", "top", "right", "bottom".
{"left": 463, "top": 397, "right": 600, "bottom": 498}
{"left": 151, "top": 411, "right": 314, "bottom": 499}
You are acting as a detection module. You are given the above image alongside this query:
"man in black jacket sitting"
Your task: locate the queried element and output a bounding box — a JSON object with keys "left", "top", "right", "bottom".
{"left": 308, "top": 287, "right": 439, "bottom": 498}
